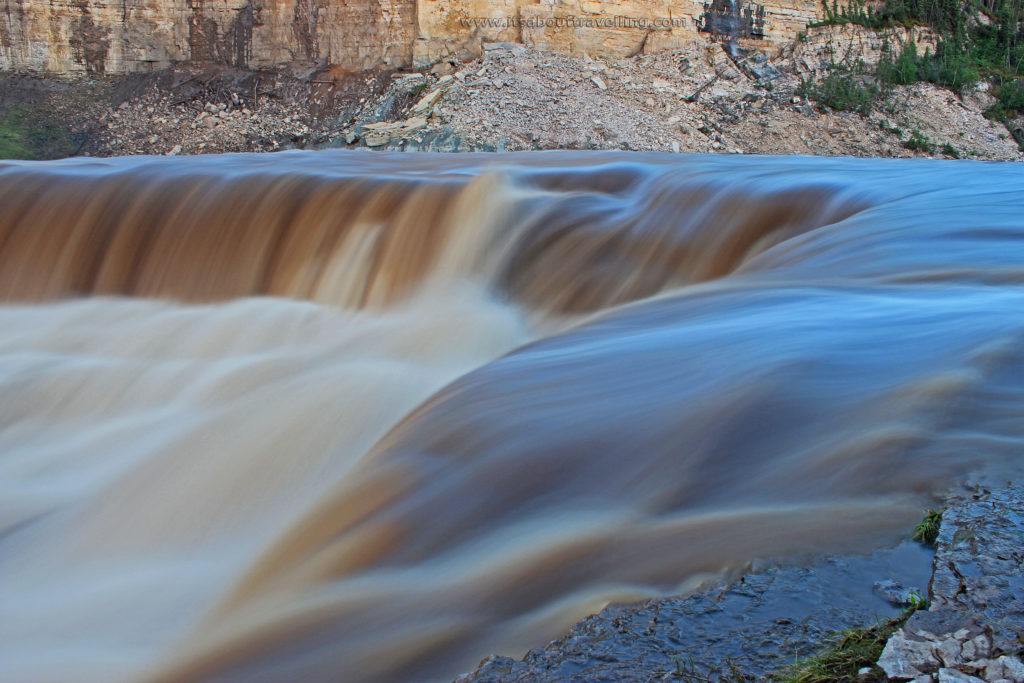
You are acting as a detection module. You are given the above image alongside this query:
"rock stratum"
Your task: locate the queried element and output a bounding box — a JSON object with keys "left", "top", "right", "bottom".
{"left": 0, "top": 0, "right": 821, "bottom": 74}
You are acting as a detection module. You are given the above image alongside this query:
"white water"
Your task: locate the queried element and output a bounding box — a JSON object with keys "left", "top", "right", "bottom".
{"left": 0, "top": 152, "right": 1022, "bottom": 682}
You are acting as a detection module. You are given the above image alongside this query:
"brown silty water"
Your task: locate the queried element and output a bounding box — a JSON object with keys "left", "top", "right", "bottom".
{"left": 1, "top": 151, "right": 1023, "bottom": 682}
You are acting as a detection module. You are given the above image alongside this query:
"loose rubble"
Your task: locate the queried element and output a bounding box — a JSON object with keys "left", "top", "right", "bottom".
{"left": 3, "top": 25, "right": 1021, "bottom": 161}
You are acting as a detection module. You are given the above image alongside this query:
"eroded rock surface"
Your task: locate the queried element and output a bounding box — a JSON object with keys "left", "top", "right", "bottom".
{"left": 456, "top": 543, "right": 932, "bottom": 681}
{"left": 878, "top": 484, "right": 1024, "bottom": 682}
{"left": 457, "top": 483, "right": 1024, "bottom": 682}
{"left": 0, "top": 0, "right": 822, "bottom": 75}
{"left": 0, "top": 0, "right": 415, "bottom": 73}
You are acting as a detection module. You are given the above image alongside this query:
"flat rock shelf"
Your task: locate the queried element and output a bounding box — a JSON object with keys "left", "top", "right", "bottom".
{"left": 458, "top": 482, "right": 1024, "bottom": 682}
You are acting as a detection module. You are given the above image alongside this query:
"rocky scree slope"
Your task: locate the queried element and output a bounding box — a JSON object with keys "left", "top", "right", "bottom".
{"left": 1, "top": 22, "right": 1020, "bottom": 161}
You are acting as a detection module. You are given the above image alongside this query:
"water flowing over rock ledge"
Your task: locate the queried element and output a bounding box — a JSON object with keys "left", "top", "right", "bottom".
{"left": 457, "top": 483, "right": 1024, "bottom": 682}
{"left": 3, "top": 154, "right": 1024, "bottom": 682}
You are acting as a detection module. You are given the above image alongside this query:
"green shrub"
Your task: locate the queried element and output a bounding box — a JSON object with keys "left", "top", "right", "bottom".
{"left": 812, "top": 0, "right": 1021, "bottom": 88}
{"left": 918, "top": 42, "right": 980, "bottom": 91}
{"left": 903, "top": 129, "right": 935, "bottom": 152}
{"left": 877, "top": 40, "right": 921, "bottom": 85}
{"left": 878, "top": 119, "right": 904, "bottom": 136}
{"left": 998, "top": 78, "right": 1024, "bottom": 113}
{"left": 799, "top": 71, "right": 879, "bottom": 114}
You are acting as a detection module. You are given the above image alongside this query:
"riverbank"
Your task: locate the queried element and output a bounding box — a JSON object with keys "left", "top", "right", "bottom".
{"left": 1, "top": 24, "right": 1021, "bottom": 161}
{"left": 457, "top": 482, "right": 1024, "bottom": 682}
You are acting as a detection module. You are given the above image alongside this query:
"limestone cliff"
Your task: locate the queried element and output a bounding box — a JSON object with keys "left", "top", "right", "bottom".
{"left": 0, "top": 0, "right": 823, "bottom": 74}
{"left": 416, "top": 0, "right": 822, "bottom": 64}
{"left": 0, "top": 0, "right": 416, "bottom": 73}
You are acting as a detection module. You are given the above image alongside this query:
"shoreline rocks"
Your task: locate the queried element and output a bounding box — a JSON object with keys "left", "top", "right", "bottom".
{"left": 456, "top": 483, "right": 1024, "bottom": 682}
{"left": 878, "top": 484, "right": 1024, "bottom": 683}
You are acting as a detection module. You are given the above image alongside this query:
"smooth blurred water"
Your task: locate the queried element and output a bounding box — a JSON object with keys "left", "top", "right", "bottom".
{"left": 0, "top": 151, "right": 1022, "bottom": 682}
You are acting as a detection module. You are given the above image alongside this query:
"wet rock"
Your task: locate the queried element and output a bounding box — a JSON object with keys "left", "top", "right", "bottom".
{"left": 460, "top": 482, "right": 1024, "bottom": 683}
{"left": 874, "top": 579, "right": 924, "bottom": 607}
{"left": 877, "top": 484, "right": 1024, "bottom": 683}
{"left": 458, "top": 543, "right": 932, "bottom": 681}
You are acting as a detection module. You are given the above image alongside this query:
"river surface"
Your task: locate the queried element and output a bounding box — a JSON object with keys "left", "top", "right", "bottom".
{"left": 1, "top": 151, "right": 1023, "bottom": 682}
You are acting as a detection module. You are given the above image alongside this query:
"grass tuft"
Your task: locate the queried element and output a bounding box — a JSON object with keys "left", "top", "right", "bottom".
{"left": 911, "top": 509, "right": 942, "bottom": 546}
{"left": 772, "top": 613, "right": 910, "bottom": 683}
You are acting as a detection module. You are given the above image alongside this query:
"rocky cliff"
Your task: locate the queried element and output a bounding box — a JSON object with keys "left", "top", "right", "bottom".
{"left": 415, "top": 0, "right": 823, "bottom": 63}
{"left": 1, "top": 0, "right": 823, "bottom": 75}
{"left": 0, "top": 0, "right": 416, "bottom": 73}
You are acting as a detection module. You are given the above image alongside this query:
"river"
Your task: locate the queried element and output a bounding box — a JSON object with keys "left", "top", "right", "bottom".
{"left": 1, "top": 151, "right": 1022, "bottom": 682}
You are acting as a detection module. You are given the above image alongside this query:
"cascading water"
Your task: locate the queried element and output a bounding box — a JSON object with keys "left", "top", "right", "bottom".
{"left": 1, "top": 151, "right": 1023, "bottom": 682}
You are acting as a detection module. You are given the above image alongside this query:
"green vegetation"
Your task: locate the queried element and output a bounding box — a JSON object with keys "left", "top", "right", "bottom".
{"left": 769, "top": 508, "right": 939, "bottom": 682}
{"left": 904, "top": 127, "right": 936, "bottom": 151}
{"left": 912, "top": 508, "right": 943, "bottom": 546}
{"left": 0, "top": 103, "right": 82, "bottom": 160}
{"left": 996, "top": 78, "right": 1024, "bottom": 112}
{"left": 772, "top": 613, "right": 910, "bottom": 683}
{"left": 798, "top": 68, "right": 880, "bottom": 114}
{"left": 814, "top": 0, "right": 1023, "bottom": 73}
{"left": 905, "top": 589, "right": 930, "bottom": 610}
{"left": 878, "top": 119, "right": 905, "bottom": 136}
{"left": 0, "top": 107, "right": 41, "bottom": 160}
{"left": 941, "top": 141, "right": 962, "bottom": 156}
{"left": 804, "top": 0, "right": 1024, "bottom": 148}
{"left": 871, "top": 38, "right": 980, "bottom": 93}
{"left": 988, "top": 79, "right": 1024, "bottom": 147}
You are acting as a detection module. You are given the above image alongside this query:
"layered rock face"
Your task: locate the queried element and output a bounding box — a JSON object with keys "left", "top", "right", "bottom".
{"left": 0, "top": 0, "right": 822, "bottom": 74}
{"left": 416, "top": 0, "right": 822, "bottom": 64}
{"left": 0, "top": 0, "right": 416, "bottom": 73}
